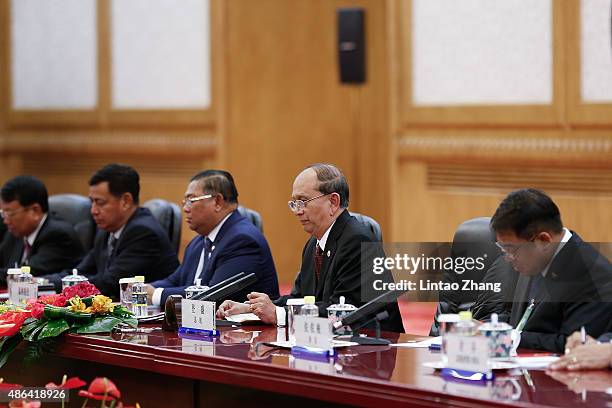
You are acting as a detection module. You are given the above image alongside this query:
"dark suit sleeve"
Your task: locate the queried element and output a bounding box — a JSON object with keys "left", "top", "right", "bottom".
{"left": 89, "top": 225, "right": 170, "bottom": 296}
{"left": 28, "top": 226, "right": 84, "bottom": 277}
{"left": 521, "top": 301, "right": 612, "bottom": 353}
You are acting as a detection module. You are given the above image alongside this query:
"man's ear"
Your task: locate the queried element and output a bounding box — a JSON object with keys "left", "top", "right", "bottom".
{"left": 214, "top": 193, "right": 225, "bottom": 211}
{"left": 30, "top": 203, "right": 44, "bottom": 216}
{"left": 536, "top": 231, "right": 554, "bottom": 243}
{"left": 329, "top": 192, "right": 341, "bottom": 213}
{"left": 121, "top": 192, "right": 134, "bottom": 209}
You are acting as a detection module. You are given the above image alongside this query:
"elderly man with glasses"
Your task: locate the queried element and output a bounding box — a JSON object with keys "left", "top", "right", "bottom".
{"left": 217, "top": 163, "right": 404, "bottom": 333}
{"left": 491, "top": 188, "right": 612, "bottom": 353}
{"left": 0, "top": 175, "right": 84, "bottom": 285}
{"left": 146, "top": 170, "right": 279, "bottom": 306}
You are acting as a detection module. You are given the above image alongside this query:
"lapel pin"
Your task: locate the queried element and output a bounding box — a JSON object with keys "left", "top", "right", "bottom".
{"left": 327, "top": 250, "right": 331, "bottom": 257}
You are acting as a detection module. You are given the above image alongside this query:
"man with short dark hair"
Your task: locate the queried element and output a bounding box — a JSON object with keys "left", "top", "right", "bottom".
{"left": 218, "top": 163, "right": 404, "bottom": 333}
{"left": 0, "top": 175, "right": 84, "bottom": 284}
{"left": 146, "top": 169, "right": 280, "bottom": 305}
{"left": 43, "top": 164, "right": 179, "bottom": 298}
{"left": 491, "top": 188, "right": 612, "bottom": 352}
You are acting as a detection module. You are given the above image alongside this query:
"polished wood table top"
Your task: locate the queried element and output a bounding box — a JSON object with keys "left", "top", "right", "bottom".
{"left": 48, "top": 324, "right": 612, "bottom": 408}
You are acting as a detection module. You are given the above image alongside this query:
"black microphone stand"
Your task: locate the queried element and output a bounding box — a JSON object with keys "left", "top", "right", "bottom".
{"left": 348, "top": 311, "right": 391, "bottom": 346}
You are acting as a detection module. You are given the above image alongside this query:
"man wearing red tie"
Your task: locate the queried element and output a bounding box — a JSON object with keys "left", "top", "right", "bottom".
{"left": 0, "top": 175, "right": 84, "bottom": 284}
{"left": 218, "top": 163, "right": 404, "bottom": 333}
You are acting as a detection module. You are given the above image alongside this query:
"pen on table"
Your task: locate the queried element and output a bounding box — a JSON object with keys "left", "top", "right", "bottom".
{"left": 516, "top": 298, "right": 535, "bottom": 334}
{"left": 580, "top": 326, "right": 586, "bottom": 345}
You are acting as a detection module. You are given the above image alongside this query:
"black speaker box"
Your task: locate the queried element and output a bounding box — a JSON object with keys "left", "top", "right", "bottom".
{"left": 337, "top": 8, "right": 366, "bottom": 84}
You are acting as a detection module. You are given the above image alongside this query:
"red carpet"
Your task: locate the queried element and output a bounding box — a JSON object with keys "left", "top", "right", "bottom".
{"left": 278, "top": 284, "right": 437, "bottom": 335}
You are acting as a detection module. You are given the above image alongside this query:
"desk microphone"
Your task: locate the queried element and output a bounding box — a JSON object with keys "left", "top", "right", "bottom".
{"left": 333, "top": 289, "right": 404, "bottom": 330}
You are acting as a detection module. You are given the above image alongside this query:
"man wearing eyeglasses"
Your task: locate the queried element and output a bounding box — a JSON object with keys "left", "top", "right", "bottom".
{"left": 0, "top": 175, "right": 84, "bottom": 285}
{"left": 42, "top": 164, "right": 179, "bottom": 298}
{"left": 217, "top": 163, "right": 404, "bottom": 333}
{"left": 491, "top": 188, "right": 612, "bottom": 353}
{"left": 146, "top": 170, "right": 279, "bottom": 306}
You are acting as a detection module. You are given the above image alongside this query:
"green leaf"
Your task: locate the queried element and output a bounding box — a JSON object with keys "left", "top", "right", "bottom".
{"left": 75, "top": 316, "right": 121, "bottom": 334}
{"left": 38, "top": 318, "right": 70, "bottom": 339}
{"left": 0, "top": 334, "right": 22, "bottom": 368}
{"left": 24, "top": 320, "right": 48, "bottom": 342}
{"left": 121, "top": 317, "right": 138, "bottom": 328}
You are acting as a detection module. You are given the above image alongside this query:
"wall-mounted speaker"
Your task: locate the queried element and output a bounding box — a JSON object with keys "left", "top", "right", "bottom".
{"left": 337, "top": 8, "right": 366, "bottom": 84}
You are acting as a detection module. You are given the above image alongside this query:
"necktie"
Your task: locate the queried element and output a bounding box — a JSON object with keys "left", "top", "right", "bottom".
{"left": 314, "top": 244, "right": 324, "bottom": 282}
{"left": 106, "top": 235, "right": 117, "bottom": 268}
{"left": 22, "top": 240, "right": 31, "bottom": 264}
{"left": 194, "top": 238, "right": 214, "bottom": 283}
{"left": 527, "top": 274, "right": 543, "bottom": 302}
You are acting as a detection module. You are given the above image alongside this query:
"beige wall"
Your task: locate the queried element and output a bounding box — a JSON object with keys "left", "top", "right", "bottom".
{"left": 1, "top": 0, "right": 611, "bottom": 282}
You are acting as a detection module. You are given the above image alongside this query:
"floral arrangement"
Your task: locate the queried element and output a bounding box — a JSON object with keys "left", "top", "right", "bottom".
{"left": 1, "top": 375, "right": 139, "bottom": 407}
{"left": 0, "top": 282, "right": 136, "bottom": 368}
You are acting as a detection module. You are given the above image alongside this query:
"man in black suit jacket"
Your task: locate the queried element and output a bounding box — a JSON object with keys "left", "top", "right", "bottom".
{"left": 0, "top": 175, "right": 84, "bottom": 284}
{"left": 43, "top": 164, "right": 179, "bottom": 298}
{"left": 218, "top": 163, "right": 404, "bottom": 333}
{"left": 492, "top": 188, "right": 612, "bottom": 353}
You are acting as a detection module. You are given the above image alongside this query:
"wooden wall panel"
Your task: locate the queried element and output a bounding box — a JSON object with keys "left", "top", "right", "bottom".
{"left": 223, "top": 0, "right": 392, "bottom": 283}
{"left": 394, "top": 132, "right": 612, "bottom": 243}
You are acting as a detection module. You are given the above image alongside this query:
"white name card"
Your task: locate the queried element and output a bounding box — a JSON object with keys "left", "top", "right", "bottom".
{"left": 445, "top": 334, "right": 491, "bottom": 374}
{"left": 181, "top": 299, "right": 216, "bottom": 332}
{"left": 10, "top": 283, "right": 37, "bottom": 306}
{"left": 293, "top": 315, "right": 334, "bottom": 351}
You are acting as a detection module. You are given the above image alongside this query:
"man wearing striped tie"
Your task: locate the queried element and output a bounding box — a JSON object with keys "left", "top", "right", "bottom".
{"left": 218, "top": 163, "right": 405, "bottom": 333}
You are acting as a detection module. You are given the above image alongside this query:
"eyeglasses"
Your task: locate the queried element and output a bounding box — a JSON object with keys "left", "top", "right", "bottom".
{"left": 287, "top": 193, "right": 330, "bottom": 213}
{"left": 0, "top": 208, "right": 26, "bottom": 219}
{"left": 182, "top": 194, "right": 214, "bottom": 208}
{"left": 495, "top": 236, "right": 536, "bottom": 260}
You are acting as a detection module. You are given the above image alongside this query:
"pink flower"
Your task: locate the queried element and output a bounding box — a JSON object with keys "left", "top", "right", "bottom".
{"left": 62, "top": 282, "right": 100, "bottom": 299}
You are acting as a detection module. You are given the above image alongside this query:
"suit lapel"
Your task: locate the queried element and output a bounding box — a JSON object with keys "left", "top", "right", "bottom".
{"left": 315, "top": 210, "right": 351, "bottom": 296}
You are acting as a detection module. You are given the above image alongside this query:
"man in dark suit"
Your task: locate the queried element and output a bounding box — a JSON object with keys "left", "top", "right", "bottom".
{"left": 218, "top": 163, "right": 404, "bottom": 333}
{"left": 146, "top": 170, "right": 279, "bottom": 305}
{"left": 492, "top": 188, "right": 612, "bottom": 353}
{"left": 0, "top": 175, "right": 84, "bottom": 284}
{"left": 42, "top": 164, "right": 179, "bottom": 298}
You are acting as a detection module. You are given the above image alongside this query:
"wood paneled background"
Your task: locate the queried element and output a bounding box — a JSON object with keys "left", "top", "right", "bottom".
{"left": 0, "top": 0, "right": 611, "bottom": 283}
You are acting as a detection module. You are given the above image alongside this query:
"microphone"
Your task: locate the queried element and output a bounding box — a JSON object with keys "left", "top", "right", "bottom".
{"left": 191, "top": 272, "right": 257, "bottom": 303}
{"left": 333, "top": 289, "right": 404, "bottom": 330}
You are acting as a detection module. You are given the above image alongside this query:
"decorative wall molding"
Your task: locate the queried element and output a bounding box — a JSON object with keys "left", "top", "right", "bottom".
{"left": 398, "top": 134, "right": 612, "bottom": 166}
{"left": 0, "top": 131, "right": 216, "bottom": 157}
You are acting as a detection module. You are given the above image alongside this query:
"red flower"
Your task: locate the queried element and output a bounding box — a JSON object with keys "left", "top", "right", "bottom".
{"left": 0, "top": 311, "right": 29, "bottom": 337}
{"left": 37, "top": 294, "right": 67, "bottom": 307}
{"left": 45, "top": 375, "right": 86, "bottom": 390}
{"left": 78, "top": 377, "right": 121, "bottom": 401}
{"left": 62, "top": 282, "right": 100, "bottom": 299}
{"left": 24, "top": 302, "right": 44, "bottom": 320}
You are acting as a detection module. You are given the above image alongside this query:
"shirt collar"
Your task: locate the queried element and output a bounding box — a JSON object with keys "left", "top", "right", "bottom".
{"left": 541, "top": 227, "right": 572, "bottom": 277}
{"left": 26, "top": 214, "right": 47, "bottom": 246}
{"left": 112, "top": 224, "right": 126, "bottom": 240}
{"left": 317, "top": 219, "right": 336, "bottom": 253}
{"left": 206, "top": 211, "right": 233, "bottom": 244}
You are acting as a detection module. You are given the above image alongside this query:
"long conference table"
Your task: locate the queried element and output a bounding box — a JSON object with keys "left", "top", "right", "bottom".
{"left": 4, "top": 320, "right": 612, "bottom": 408}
